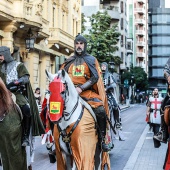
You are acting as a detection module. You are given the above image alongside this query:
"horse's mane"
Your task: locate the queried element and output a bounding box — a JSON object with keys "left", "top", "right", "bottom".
{"left": 0, "top": 78, "right": 12, "bottom": 113}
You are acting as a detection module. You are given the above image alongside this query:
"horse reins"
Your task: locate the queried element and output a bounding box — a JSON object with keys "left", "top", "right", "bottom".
{"left": 63, "top": 95, "right": 79, "bottom": 121}
{"left": 57, "top": 105, "right": 85, "bottom": 153}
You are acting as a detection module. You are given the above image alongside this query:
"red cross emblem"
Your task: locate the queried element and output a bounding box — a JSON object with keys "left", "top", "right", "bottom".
{"left": 151, "top": 98, "right": 161, "bottom": 118}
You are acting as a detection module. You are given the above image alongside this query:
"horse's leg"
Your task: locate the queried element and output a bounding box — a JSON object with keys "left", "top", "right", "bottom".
{"left": 95, "top": 143, "right": 102, "bottom": 170}
{"left": 53, "top": 124, "right": 66, "bottom": 170}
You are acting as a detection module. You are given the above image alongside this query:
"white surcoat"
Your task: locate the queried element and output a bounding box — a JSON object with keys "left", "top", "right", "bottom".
{"left": 149, "top": 96, "right": 163, "bottom": 124}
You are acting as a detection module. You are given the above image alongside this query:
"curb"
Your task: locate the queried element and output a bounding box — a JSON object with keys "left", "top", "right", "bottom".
{"left": 123, "top": 125, "right": 148, "bottom": 170}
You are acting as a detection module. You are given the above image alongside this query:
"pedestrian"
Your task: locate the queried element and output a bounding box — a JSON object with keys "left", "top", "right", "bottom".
{"left": 60, "top": 33, "right": 110, "bottom": 152}
{"left": 101, "top": 62, "right": 121, "bottom": 129}
{"left": 121, "top": 93, "right": 125, "bottom": 105}
{"left": 0, "top": 77, "right": 27, "bottom": 170}
{"left": 154, "top": 57, "right": 170, "bottom": 144}
{"left": 0, "top": 46, "right": 44, "bottom": 147}
{"left": 146, "top": 88, "right": 163, "bottom": 147}
{"left": 34, "top": 87, "right": 41, "bottom": 105}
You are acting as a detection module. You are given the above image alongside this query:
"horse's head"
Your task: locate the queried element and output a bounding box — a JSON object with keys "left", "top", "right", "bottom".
{"left": 45, "top": 69, "right": 78, "bottom": 122}
{"left": 45, "top": 70, "right": 66, "bottom": 122}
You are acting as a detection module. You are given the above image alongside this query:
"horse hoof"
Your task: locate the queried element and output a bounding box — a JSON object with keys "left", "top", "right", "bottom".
{"left": 48, "top": 152, "right": 56, "bottom": 163}
{"left": 28, "top": 165, "right": 32, "bottom": 170}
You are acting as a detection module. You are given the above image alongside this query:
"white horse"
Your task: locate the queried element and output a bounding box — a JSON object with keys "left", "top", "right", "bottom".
{"left": 45, "top": 69, "right": 110, "bottom": 170}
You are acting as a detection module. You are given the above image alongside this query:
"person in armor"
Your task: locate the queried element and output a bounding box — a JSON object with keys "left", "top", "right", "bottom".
{"left": 101, "top": 62, "right": 121, "bottom": 129}
{"left": 60, "top": 34, "right": 110, "bottom": 152}
{"left": 147, "top": 88, "right": 163, "bottom": 147}
{"left": 0, "top": 46, "right": 44, "bottom": 147}
{"left": 154, "top": 57, "right": 170, "bottom": 144}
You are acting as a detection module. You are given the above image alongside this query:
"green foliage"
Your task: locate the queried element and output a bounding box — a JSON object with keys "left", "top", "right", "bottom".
{"left": 121, "top": 66, "right": 149, "bottom": 91}
{"left": 82, "top": 11, "right": 121, "bottom": 64}
{"left": 81, "top": 13, "right": 86, "bottom": 34}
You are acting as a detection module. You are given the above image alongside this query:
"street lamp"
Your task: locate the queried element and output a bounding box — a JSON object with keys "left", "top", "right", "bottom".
{"left": 130, "top": 74, "right": 135, "bottom": 104}
{"left": 25, "top": 28, "right": 35, "bottom": 50}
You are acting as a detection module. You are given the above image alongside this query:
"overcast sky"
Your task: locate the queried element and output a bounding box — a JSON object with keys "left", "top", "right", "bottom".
{"left": 165, "top": 0, "right": 170, "bottom": 8}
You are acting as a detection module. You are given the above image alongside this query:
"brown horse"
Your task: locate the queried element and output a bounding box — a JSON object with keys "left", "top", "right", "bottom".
{"left": 0, "top": 78, "right": 27, "bottom": 170}
{"left": 46, "top": 69, "right": 110, "bottom": 170}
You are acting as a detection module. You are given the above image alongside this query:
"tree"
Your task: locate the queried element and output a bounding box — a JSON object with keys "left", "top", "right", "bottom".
{"left": 82, "top": 11, "right": 121, "bottom": 65}
{"left": 121, "top": 66, "right": 149, "bottom": 92}
{"left": 81, "top": 13, "right": 86, "bottom": 34}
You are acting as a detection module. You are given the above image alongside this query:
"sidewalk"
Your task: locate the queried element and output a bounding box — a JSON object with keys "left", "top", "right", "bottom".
{"left": 123, "top": 125, "right": 167, "bottom": 170}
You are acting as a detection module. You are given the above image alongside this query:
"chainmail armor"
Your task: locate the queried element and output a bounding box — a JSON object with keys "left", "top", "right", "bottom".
{"left": 1, "top": 61, "right": 20, "bottom": 84}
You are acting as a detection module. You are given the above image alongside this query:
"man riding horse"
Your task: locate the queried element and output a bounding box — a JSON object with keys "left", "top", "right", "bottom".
{"left": 101, "top": 62, "right": 121, "bottom": 129}
{"left": 60, "top": 34, "right": 111, "bottom": 152}
{"left": 0, "top": 46, "right": 44, "bottom": 147}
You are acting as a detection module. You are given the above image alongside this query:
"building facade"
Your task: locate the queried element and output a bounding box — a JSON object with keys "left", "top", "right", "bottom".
{"left": 0, "top": 0, "right": 81, "bottom": 94}
{"left": 148, "top": 0, "right": 170, "bottom": 95}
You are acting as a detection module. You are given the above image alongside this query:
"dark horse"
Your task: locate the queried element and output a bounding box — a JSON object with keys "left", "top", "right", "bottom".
{"left": 0, "top": 78, "right": 27, "bottom": 170}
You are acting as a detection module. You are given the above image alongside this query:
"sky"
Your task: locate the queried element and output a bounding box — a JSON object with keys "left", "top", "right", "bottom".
{"left": 165, "top": 0, "right": 170, "bottom": 8}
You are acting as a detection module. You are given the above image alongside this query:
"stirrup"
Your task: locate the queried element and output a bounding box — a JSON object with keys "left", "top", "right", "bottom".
{"left": 22, "top": 137, "right": 30, "bottom": 147}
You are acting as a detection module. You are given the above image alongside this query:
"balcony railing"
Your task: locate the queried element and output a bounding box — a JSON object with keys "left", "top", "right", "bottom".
{"left": 101, "top": 6, "right": 120, "bottom": 20}
{"left": 136, "top": 52, "right": 145, "bottom": 58}
{"left": 49, "top": 28, "right": 74, "bottom": 48}
{"left": 136, "top": 41, "right": 145, "bottom": 46}
{"left": 135, "top": 19, "right": 145, "bottom": 25}
{"left": 136, "top": 30, "right": 145, "bottom": 35}
{"left": 134, "top": 8, "right": 145, "bottom": 14}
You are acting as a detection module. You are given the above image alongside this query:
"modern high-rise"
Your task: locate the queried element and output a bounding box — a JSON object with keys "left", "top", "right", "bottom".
{"left": 148, "top": 0, "right": 170, "bottom": 94}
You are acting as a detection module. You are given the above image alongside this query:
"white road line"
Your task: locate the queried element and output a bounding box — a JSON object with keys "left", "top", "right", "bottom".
{"left": 123, "top": 125, "right": 148, "bottom": 170}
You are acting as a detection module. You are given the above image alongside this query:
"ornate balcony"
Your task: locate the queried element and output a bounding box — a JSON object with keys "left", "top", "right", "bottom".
{"left": 136, "top": 52, "right": 145, "bottom": 58}
{"left": 48, "top": 28, "right": 74, "bottom": 51}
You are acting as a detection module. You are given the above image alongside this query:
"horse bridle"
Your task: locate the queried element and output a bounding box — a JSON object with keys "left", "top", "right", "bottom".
{"left": 61, "top": 81, "right": 79, "bottom": 121}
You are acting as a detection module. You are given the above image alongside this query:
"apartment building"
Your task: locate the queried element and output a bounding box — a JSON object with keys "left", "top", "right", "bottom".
{"left": 134, "top": 0, "right": 148, "bottom": 72}
{"left": 0, "top": 0, "right": 81, "bottom": 93}
{"left": 148, "top": 0, "right": 170, "bottom": 94}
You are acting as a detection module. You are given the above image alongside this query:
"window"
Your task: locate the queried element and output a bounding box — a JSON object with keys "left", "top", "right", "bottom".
{"left": 121, "top": 52, "right": 124, "bottom": 61}
{"left": 121, "top": 1, "right": 124, "bottom": 13}
{"left": 121, "top": 18, "right": 123, "bottom": 30}
{"left": 121, "top": 35, "right": 124, "bottom": 47}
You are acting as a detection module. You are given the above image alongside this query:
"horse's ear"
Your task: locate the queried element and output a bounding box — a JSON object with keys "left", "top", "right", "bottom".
{"left": 45, "top": 69, "right": 57, "bottom": 81}
{"left": 61, "top": 69, "right": 65, "bottom": 78}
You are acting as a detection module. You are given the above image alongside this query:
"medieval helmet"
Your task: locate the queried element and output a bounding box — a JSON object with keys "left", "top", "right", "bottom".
{"left": 74, "top": 33, "right": 87, "bottom": 55}
{"left": 0, "top": 46, "right": 14, "bottom": 63}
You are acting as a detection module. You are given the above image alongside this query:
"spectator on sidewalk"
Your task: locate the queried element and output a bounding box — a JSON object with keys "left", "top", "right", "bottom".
{"left": 146, "top": 88, "right": 163, "bottom": 148}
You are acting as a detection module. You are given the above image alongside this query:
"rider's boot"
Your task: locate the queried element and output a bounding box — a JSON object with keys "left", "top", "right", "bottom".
{"left": 153, "top": 114, "right": 168, "bottom": 143}
{"left": 22, "top": 116, "right": 31, "bottom": 147}
{"left": 93, "top": 106, "right": 111, "bottom": 152}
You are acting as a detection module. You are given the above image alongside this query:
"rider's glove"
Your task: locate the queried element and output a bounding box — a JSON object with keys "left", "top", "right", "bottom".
{"left": 13, "top": 79, "right": 23, "bottom": 85}
{"left": 7, "top": 82, "right": 18, "bottom": 92}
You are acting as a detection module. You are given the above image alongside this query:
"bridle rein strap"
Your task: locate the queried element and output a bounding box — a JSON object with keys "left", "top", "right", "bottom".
{"left": 63, "top": 95, "right": 79, "bottom": 121}
{"left": 57, "top": 105, "right": 85, "bottom": 153}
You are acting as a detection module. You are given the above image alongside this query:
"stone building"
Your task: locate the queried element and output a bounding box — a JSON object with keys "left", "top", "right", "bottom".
{"left": 0, "top": 0, "right": 81, "bottom": 94}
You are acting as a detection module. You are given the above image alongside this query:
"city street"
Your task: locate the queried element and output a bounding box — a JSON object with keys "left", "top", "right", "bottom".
{"left": 0, "top": 104, "right": 167, "bottom": 170}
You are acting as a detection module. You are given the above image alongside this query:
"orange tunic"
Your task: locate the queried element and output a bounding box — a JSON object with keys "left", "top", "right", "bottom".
{"left": 61, "top": 57, "right": 109, "bottom": 114}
